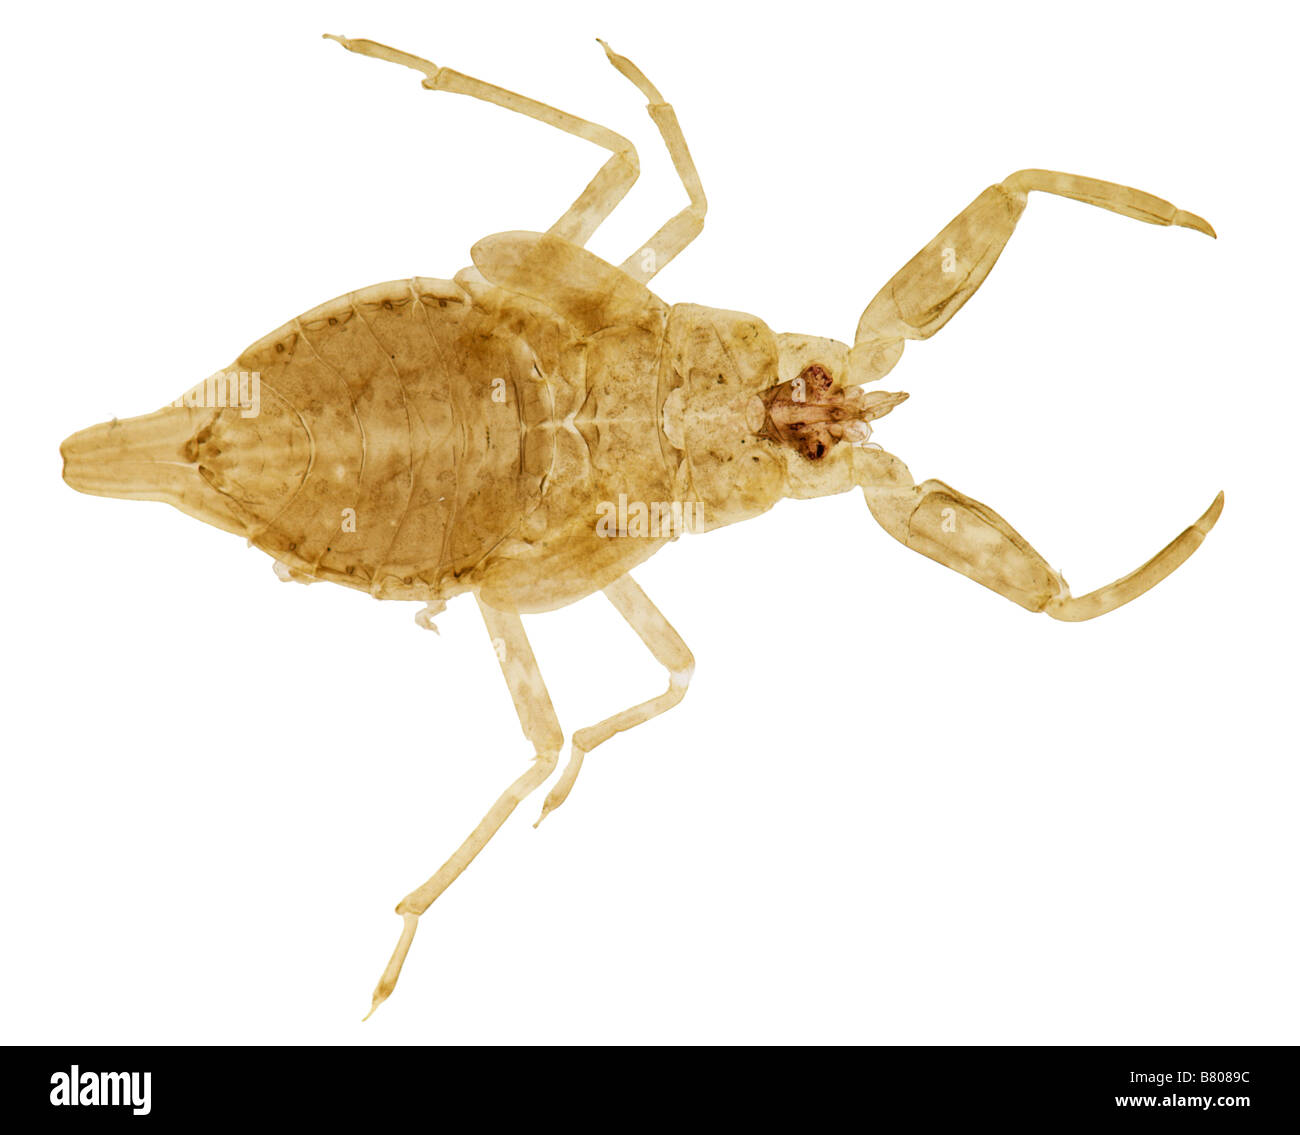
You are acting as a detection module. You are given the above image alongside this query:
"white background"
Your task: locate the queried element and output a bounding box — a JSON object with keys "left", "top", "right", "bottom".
{"left": 3, "top": 0, "right": 1295, "bottom": 1045}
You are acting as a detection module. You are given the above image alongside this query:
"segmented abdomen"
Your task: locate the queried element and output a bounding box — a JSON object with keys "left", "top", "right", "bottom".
{"left": 232, "top": 276, "right": 574, "bottom": 601}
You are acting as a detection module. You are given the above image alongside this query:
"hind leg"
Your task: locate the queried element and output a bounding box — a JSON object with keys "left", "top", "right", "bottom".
{"left": 326, "top": 34, "right": 639, "bottom": 247}
{"left": 365, "top": 597, "right": 562, "bottom": 1018}
{"left": 326, "top": 34, "right": 704, "bottom": 260}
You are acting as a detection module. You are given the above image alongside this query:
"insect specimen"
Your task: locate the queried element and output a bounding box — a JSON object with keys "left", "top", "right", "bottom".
{"left": 59, "top": 35, "right": 1223, "bottom": 1016}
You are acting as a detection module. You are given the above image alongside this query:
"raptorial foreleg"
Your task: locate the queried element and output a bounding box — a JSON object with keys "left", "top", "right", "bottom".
{"left": 855, "top": 449, "right": 1223, "bottom": 620}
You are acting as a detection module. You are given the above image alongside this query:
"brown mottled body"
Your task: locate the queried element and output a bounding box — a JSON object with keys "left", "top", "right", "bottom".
{"left": 80, "top": 269, "right": 671, "bottom": 612}
{"left": 59, "top": 35, "right": 1224, "bottom": 1018}
{"left": 235, "top": 275, "right": 557, "bottom": 604}
{"left": 250, "top": 267, "right": 663, "bottom": 610}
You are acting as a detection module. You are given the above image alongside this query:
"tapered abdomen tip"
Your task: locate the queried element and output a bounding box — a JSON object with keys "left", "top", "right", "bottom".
{"left": 59, "top": 412, "right": 191, "bottom": 497}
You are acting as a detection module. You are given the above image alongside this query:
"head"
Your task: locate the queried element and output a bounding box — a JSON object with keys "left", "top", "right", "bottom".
{"left": 661, "top": 307, "right": 907, "bottom": 531}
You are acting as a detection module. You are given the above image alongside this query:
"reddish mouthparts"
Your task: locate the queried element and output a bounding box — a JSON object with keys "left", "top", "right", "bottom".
{"left": 758, "top": 364, "right": 908, "bottom": 460}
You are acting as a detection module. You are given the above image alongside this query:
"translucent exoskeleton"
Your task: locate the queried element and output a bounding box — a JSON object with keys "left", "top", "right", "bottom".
{"left": 59, "top": 35, "right": 1223, "bottom": 1016}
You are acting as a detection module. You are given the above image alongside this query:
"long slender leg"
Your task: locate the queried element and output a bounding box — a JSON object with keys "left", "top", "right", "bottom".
{"left": 325, "top": 34, "right": 638, "bottom": 246}
{"left": 328, "top": 35, "right": 705, "bottom": 273}
{"left": 330, "top": 34, "right": 692, "bottom": 252}
{"left": 848, "top": 169, "right": 1215, "bottom": 385}
{"left": 536, "top": 574, "right": 694, "bottom": 825}
{"left": 365, "top": 597, "right": 563, "bottom": 1018}
{"left": 596, "top": 42, "right": 708, "bottom": 283}
{"left": 854, "top": 448, "right": 1223, "bottom": 620}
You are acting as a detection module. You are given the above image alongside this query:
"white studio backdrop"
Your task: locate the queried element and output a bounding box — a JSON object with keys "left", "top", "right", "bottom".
{"left": 2, "top": 0, "right": 1294, "bottom": 1045}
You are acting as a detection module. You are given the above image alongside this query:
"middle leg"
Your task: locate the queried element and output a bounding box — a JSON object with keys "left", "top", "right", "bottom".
{"left": 596, "top": 41, "right": 708, "bottom": 283}
{"left": 536, "top": 573, "right": 694, "bottom": 825}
